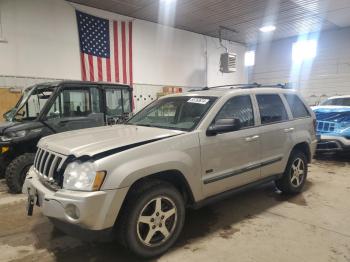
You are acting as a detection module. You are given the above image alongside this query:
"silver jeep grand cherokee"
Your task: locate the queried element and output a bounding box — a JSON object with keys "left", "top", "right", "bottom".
{"left": 23, "top": 84, "right": 317, "bottom": 257}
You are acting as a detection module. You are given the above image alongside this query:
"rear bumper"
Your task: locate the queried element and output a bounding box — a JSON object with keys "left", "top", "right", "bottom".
{"left": 316, "top": 135, "right": 350, "bottom": 152}
{"left": 22, "top": 167, "right": 129, "bottom": 231}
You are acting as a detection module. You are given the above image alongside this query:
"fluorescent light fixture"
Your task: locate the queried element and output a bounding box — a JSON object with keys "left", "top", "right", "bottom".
{"left": 259, "top": 25, "right": 276, "bottom": 33}
{"left": 245, "top": 51, "right": 255, "bottom": 67}
{"left": 292, "top": 39, "right": 317, "bottom": 62}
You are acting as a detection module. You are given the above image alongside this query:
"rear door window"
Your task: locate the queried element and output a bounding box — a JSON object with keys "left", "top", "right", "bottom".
{"left": 122, "top": 89, "right": 131, "bottom": 113}
{"left": 105, "top": 89, "right": 123, "bottom": 116}
{"left": 256, "top": 94, "right": 288, "bottom": 124}
{"left": 284, "top": 94, "right": 310, "bottom": 119}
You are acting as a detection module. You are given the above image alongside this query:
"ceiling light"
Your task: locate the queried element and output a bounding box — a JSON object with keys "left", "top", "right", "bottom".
{"left": 259, "top": 25, "right": 276, "bottom": 33}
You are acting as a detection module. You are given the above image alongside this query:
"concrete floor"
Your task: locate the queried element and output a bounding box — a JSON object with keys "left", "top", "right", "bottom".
{"left": 0, "top": 155, "right": 350, "bottom": 262}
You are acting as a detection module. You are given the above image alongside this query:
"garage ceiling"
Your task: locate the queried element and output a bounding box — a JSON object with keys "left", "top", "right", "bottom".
{"left": 68, "top": 0, "right": 350, "bottom": 44}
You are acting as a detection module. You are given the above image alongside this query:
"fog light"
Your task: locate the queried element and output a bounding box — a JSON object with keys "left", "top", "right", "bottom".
{"left": 65, "top": 204, "right": 80, "bottom": 220}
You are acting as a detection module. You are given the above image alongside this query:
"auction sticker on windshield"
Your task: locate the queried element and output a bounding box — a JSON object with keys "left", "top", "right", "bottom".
{"left": 187, "top": 98, "right": 209, "bottom": 104}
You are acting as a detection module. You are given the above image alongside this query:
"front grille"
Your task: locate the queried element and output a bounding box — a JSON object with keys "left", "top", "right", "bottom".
{"left": 34, "top": 148, "right": 67, "bottom": 186}
{"left": 316, "top": 121, "right": 336, "bottom": 133}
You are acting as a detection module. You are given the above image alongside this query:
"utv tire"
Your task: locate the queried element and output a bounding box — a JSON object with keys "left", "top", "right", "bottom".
{"left": 117, "top": 180, "right": 185, "bottom": 258}
{"left": 6, "top": 153, "right": 35, "bottom": 194}
{"left": 275, "top": 150, "right": 308, "bottom": 194}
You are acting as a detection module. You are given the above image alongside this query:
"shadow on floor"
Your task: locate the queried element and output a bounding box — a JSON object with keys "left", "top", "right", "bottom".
{"left": 24, "top": 179, "right": 315, "bottom": 262}
{"left": 314, "top": 152, "right": 350, "bottom": 164}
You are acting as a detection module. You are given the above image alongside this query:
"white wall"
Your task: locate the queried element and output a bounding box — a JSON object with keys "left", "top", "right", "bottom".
{"left": 0, "top": 0, "right": 81, "bottom": 79}
{"left": 0, "top": 0, "right": 247, "bottom": 91}
{"left": 251, "top": 27, "right": 350, "bottom": 105}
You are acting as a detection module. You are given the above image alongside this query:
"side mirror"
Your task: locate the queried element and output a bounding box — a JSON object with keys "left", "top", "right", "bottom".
{"left": 206, "top": 118, "right": 242, "bottom": 136}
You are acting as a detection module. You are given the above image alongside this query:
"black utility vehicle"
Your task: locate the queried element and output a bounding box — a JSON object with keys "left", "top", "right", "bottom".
{"left": 0, "top": 81, "right": 132, "bottom": 193}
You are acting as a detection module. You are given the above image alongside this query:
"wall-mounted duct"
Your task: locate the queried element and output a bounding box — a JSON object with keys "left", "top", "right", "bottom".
{"left": 219, "top": 26, "right": 238, "bottom": 73}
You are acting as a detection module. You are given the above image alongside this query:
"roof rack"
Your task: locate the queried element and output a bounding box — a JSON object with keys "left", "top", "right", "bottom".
{"left": 212, "top": 82, "right": 261, "bottom": 89}
{"left": 189, "top": 82, "right": 291, "bottom": 92}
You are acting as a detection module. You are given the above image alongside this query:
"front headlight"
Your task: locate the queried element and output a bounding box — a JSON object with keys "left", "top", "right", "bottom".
{"left": 0, "top": 130, "right": 27, "bottom": 142}
{"left": 0, "top": 128, "right": 42, "bottom": 142}
{"left": 63, "top": 161, "right": 106, "bottom": 191}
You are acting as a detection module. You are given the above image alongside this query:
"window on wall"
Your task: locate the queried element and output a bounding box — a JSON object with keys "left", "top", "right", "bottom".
{"left": 244, "top": 51, "right": 255, "bottom": 67}
{"left": 292, "top": 40, "right": 317, "bottom": 62}
{"left": 215, "top": 95, "right": 254, "bottom": 128}
{"left": 284, "top": 94, "right": 310, "bottom": 119}
{"left": 256, "top": 94, "right": 288, "bottom": 124}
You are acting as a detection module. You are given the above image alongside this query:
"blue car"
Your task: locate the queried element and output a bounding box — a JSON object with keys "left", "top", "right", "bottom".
{"left": 312, "top": 96, "right": 350, "bottom": 153}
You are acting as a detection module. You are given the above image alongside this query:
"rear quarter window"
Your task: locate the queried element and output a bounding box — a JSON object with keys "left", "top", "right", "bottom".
{"left": 284, "top": 94, "right": 310, "bottom": 119}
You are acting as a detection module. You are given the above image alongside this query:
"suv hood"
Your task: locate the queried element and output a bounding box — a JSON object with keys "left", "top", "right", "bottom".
{"left": 38, "top": 125, "right": 185, "bottom": 157}
{"left": 311, "top": 105, "right": 350, "bottom": 122}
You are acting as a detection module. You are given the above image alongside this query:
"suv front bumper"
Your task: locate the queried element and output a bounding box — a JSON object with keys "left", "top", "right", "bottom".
{"left": 23, "top": 167, "right": 129, "bottom": 232}
{"left": 317, "top": 134, "right": 350, "bottom": 152}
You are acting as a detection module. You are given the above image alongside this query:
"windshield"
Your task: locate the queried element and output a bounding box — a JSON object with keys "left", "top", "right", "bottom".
{"left": 10, "top": 85, "right": 55, "bottom": 122}
{"left": 128, "top": 96, "right": 217, "bottom": 131}
{"left": 3, "top": 87, "right": 31, "bottom": 121}
{"left": 321, "top": 98, "right": 350, "bottom": 106}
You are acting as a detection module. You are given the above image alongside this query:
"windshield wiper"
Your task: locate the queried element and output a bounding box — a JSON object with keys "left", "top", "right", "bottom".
{"left": 133, "top": 123, "right": 156, "bottom": 127}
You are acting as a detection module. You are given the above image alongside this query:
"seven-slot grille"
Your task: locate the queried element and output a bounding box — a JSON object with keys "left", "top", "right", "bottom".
{"left": 34, "top": 147, "right": 67, "bottom": 182}
{"left": 316, "top": 121, "right": 336, "bottom": 133}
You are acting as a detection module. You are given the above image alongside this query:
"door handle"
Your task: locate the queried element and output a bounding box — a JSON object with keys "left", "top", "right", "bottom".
{"left": 245, "top": 135, "right": 260, "bottom": 142}
{"left": 284, "top": 127, "right": 295, "bottom": 133}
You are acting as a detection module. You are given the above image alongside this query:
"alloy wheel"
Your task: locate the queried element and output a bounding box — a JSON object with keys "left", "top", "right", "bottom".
{"left": 136, "top": 196, "right": 177, "bottom": 247}
{"left": 290, "top": 157, "right": 305, "bottom": 187}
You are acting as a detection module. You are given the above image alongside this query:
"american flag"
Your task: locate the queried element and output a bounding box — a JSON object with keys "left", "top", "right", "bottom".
{"left": 76, "top": 10, "right": 133, "bottom": 85}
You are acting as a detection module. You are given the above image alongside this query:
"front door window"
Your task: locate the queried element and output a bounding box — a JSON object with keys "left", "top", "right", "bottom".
{"left": 46, "top": 87, "right": 102, "bottom": 119}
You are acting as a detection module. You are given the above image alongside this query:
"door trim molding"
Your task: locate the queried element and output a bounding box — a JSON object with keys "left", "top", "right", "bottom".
{"left": 195, "top": 174, "right": 282, "bottom": 209}
{"left": 203, "top": 156, "right": 282, "bottom": 184}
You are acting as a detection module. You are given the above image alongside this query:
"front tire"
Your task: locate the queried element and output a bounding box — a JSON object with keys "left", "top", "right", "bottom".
{"left": 117, "top": 180, "right": 185, "bottom": 258}
{"left": 275, "top": 150, "right": 308, "bottom": 194}
{"left": 5, "top": 153, "right": 35, "bottom": 193}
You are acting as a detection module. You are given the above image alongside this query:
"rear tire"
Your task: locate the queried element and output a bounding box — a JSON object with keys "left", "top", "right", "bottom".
{"left": 275, "top": 150, "right": 308, "bottom": 194}
{"left": 5, "top": 153, "right": 35, "bottom": 194}
{"left": 116, "top": 180, "right": 185, "bottom": 258}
